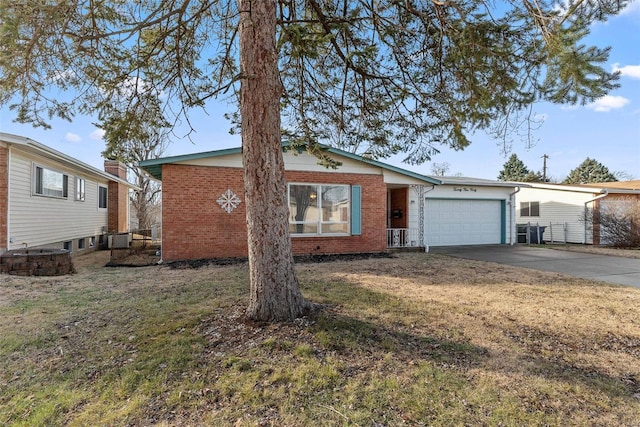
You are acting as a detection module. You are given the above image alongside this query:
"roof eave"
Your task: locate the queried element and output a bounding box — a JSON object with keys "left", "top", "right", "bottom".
{"left": 138, "top": 143, "right": 443, "bottom": 186}
{"left": 1, "top": 132, "right": 139, "bottom": 190}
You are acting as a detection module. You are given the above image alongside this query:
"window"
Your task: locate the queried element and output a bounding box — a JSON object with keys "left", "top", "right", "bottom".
{"left": 78, "top": 238, "right": 86, "bottom": 250}
{"left": 75, "top": 177, "right": 85, "bottom": 201}
{"left": 63, "top": 241, "right": 72, "bottom": 252}
{"left": 89, "top": 236, "right": 96, "bottom": 248}
{"left": 34, "top": 165, "right": 68, "bottom": 198}
{"left": 520, "top": 201, "right": 540, "bottom": 217}
{"left": 98, "top": 186, "right": 108, "bottom": 209}
{"left": 288, "top": 184, "right": 350, "bottom": 235}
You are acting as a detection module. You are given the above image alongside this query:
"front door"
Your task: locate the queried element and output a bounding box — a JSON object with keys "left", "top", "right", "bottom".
{"left": 388, "top": 188, "right": 408, "bottom": 229}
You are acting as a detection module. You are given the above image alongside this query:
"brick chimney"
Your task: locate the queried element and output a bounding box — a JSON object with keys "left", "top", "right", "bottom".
{"left": 104, "top": 160, "right": 129, "bottom": 232}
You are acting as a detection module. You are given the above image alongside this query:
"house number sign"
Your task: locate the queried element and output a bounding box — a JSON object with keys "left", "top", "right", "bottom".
{"left": 217, "top": 189, "right": 241, "bottom": 214}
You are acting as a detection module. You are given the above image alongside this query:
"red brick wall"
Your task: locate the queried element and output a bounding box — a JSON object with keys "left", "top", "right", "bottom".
{"left": 593, "top": 194, "right": 640, "bottom": 245}
{"left": 161, "top": 164, "right": 248, "bottom": 261}
{"left": 0, "top": 146, "right": 7, "bottom": 251}
{"left": 104, "top": 160, "right": 129, "bottom": 233}
{"left": 104, "top": 160, "right": 127, "bottom": 179}
{"left": 160, "top": 164, "right": 387, "bottom": 262}
{"left": 107, "top": 182, "right": 129, "bottom": 232}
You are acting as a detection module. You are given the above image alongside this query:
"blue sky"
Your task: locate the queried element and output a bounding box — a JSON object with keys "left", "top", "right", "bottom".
{"left": 1, "top": 3, "right": 639, "bottom": 182}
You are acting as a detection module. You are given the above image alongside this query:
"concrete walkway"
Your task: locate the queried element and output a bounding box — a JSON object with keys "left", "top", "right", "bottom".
{"left": 430, "top": 245, "right": 640, "bottom": 288}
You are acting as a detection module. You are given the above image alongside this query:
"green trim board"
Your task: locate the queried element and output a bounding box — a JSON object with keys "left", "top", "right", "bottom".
{"left": 501, "top": 200, "right": 507, "bottom": 244}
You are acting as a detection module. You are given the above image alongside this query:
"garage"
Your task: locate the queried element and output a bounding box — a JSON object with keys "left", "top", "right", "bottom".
{"left": 425, "top": 199, "right": 504, "bottom": 246}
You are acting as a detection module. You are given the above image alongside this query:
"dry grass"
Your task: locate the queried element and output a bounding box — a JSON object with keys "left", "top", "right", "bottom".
{"left": 0, "top": 250, "right": 639, "bottom": 426}
{"left": 545, "top": 243, "right": 640, "bottom": 259}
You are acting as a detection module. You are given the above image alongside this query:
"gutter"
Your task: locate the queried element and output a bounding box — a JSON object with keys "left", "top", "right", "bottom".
{"left": 4, "top": 134, "right": 139, "bottom": 190}
{"left": 508, "top": 186, "right": 521, "bottom": 245}
{"left": 584, "top": 190, "right": 608, "bottom": 244}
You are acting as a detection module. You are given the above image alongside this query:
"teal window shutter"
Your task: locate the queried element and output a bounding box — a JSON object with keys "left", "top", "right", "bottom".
{"left": 351, "top": 185, "right": 362, "bottom": 235}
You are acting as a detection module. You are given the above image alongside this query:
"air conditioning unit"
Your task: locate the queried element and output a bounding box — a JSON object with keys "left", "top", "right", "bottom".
{"left": 108, "top": 233, "right": 130, "bottom": 249}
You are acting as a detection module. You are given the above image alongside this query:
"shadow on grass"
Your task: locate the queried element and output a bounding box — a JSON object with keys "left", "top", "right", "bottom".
{"left": 303, "top": 276, "right": 637, "bottom": 402}
{"left": 310, "top": 308, "right": 489, "bottom": 368}
{"left": 499, "top": 321, "right": 639, "bottom": 397}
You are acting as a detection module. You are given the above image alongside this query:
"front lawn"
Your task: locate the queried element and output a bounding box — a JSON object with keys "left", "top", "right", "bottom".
{"left": 1, "top": 251, "right": 638, "bottom": 426}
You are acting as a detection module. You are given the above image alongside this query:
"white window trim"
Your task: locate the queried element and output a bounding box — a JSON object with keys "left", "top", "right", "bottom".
{"left": 98, "top": 185, "right": 108, "bottom": 210}
{"left": 75, "top": 176, "right": 86, "bottom": 202}
{"left": 288, "top": 183, "right": 351, "bottom": 237}
{"left": 32, "top": 163, "right": 69, "bottom": 199}
{"left": 520, "top": 201, "right": 540, "bottom": 217}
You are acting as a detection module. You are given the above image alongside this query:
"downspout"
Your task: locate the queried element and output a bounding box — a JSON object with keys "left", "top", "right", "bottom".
{"left": 157, "top": 175, "right": 164, "bottom": 265}
{"left": 422, "top": 184, "right": 437, "bottom": 252}
{"left": 508, "top": 186, "right": 521, "bottom": 245}
{"left": 584, "top": 189, "right": 608, "bottom": 244}
{"left": 5, "top": 145, "right": 11, "bottom": 253}
{"left": 158, "top": 189, "right": 163, "bottom": 264}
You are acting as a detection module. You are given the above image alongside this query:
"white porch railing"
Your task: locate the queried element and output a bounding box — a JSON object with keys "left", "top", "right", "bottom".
{"left": 387, "top": 228, "right": 421, "bottom": 248}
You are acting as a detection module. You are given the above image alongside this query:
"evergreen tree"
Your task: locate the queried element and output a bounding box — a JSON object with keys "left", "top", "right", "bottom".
{"left": 498, "top": 154, "right": 531, "bottom": 181}
{"left": 100, "top": 93, "right": 167, "bottom": 230}
{"left": 563, "top": 158, "right": 618, "bottom": 184}
{"left": 0, "top": 0, "right": 627, "bottom": 321}
{"left": 522, "top": 171, "right": 546, "bottom": 183}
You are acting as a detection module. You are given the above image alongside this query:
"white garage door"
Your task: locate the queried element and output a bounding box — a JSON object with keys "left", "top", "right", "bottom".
{"left": 425, "top": 199, "right": 503, "bottom": 246}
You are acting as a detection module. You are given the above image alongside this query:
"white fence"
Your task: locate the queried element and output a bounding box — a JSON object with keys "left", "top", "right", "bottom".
{"left": 387, "top": 228, "right": 421, "bottom": 248}
{"left": 517, "top": 222, "right": 568, "bottom": 244}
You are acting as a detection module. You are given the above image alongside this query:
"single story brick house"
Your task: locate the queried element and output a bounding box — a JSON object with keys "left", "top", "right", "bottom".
{"left": 140, "top": 145, "right": 521, "bottom": 262}
{"left": 0, "top": 132, "right": 137, "bottom": 255}
{"left": 515, "top": 182, "right": 640, "bottom": 244}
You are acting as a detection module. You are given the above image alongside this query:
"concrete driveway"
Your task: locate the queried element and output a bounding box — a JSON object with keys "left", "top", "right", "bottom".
{"left": 430, "top": 245, "right": 640, "bottom": 288}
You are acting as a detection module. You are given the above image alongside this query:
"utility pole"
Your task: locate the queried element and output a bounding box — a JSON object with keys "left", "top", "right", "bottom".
{"left": 542, "top": 154, "right": 549, "bottom": 182}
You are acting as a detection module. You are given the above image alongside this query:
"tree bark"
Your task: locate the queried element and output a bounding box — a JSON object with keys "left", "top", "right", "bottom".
{"left": 238, "top": 0, "right": 312, "bottom": 321}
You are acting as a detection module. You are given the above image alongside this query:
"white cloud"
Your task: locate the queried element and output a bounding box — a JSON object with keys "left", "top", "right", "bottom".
{"left": 612, "top": 63, "right": 640, "bottom": 79}
{"left": 64, "top": 132, "right": 82, "bottom": 143}
{"left": 587, "top": 95, "right": 630, "bottom": 112}
{"left": 90, "top": 129, "right": 105, "bottom": 141}
{"left": 620, "top": 0, "right": 640, "bottom": 17}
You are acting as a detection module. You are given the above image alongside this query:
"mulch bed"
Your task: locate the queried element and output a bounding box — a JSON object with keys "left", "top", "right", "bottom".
{"left": 165, "top": 252, "right": 395, "bottom": 269}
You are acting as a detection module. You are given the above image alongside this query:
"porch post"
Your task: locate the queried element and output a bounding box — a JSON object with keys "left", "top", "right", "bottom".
{"left": 410, "top": 185, "right": 425, "bottom": 247}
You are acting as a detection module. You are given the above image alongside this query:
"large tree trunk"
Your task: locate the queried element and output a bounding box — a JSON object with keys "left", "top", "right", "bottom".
{"left": 238, "top": 0, "right": 312, "bottom": 321}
